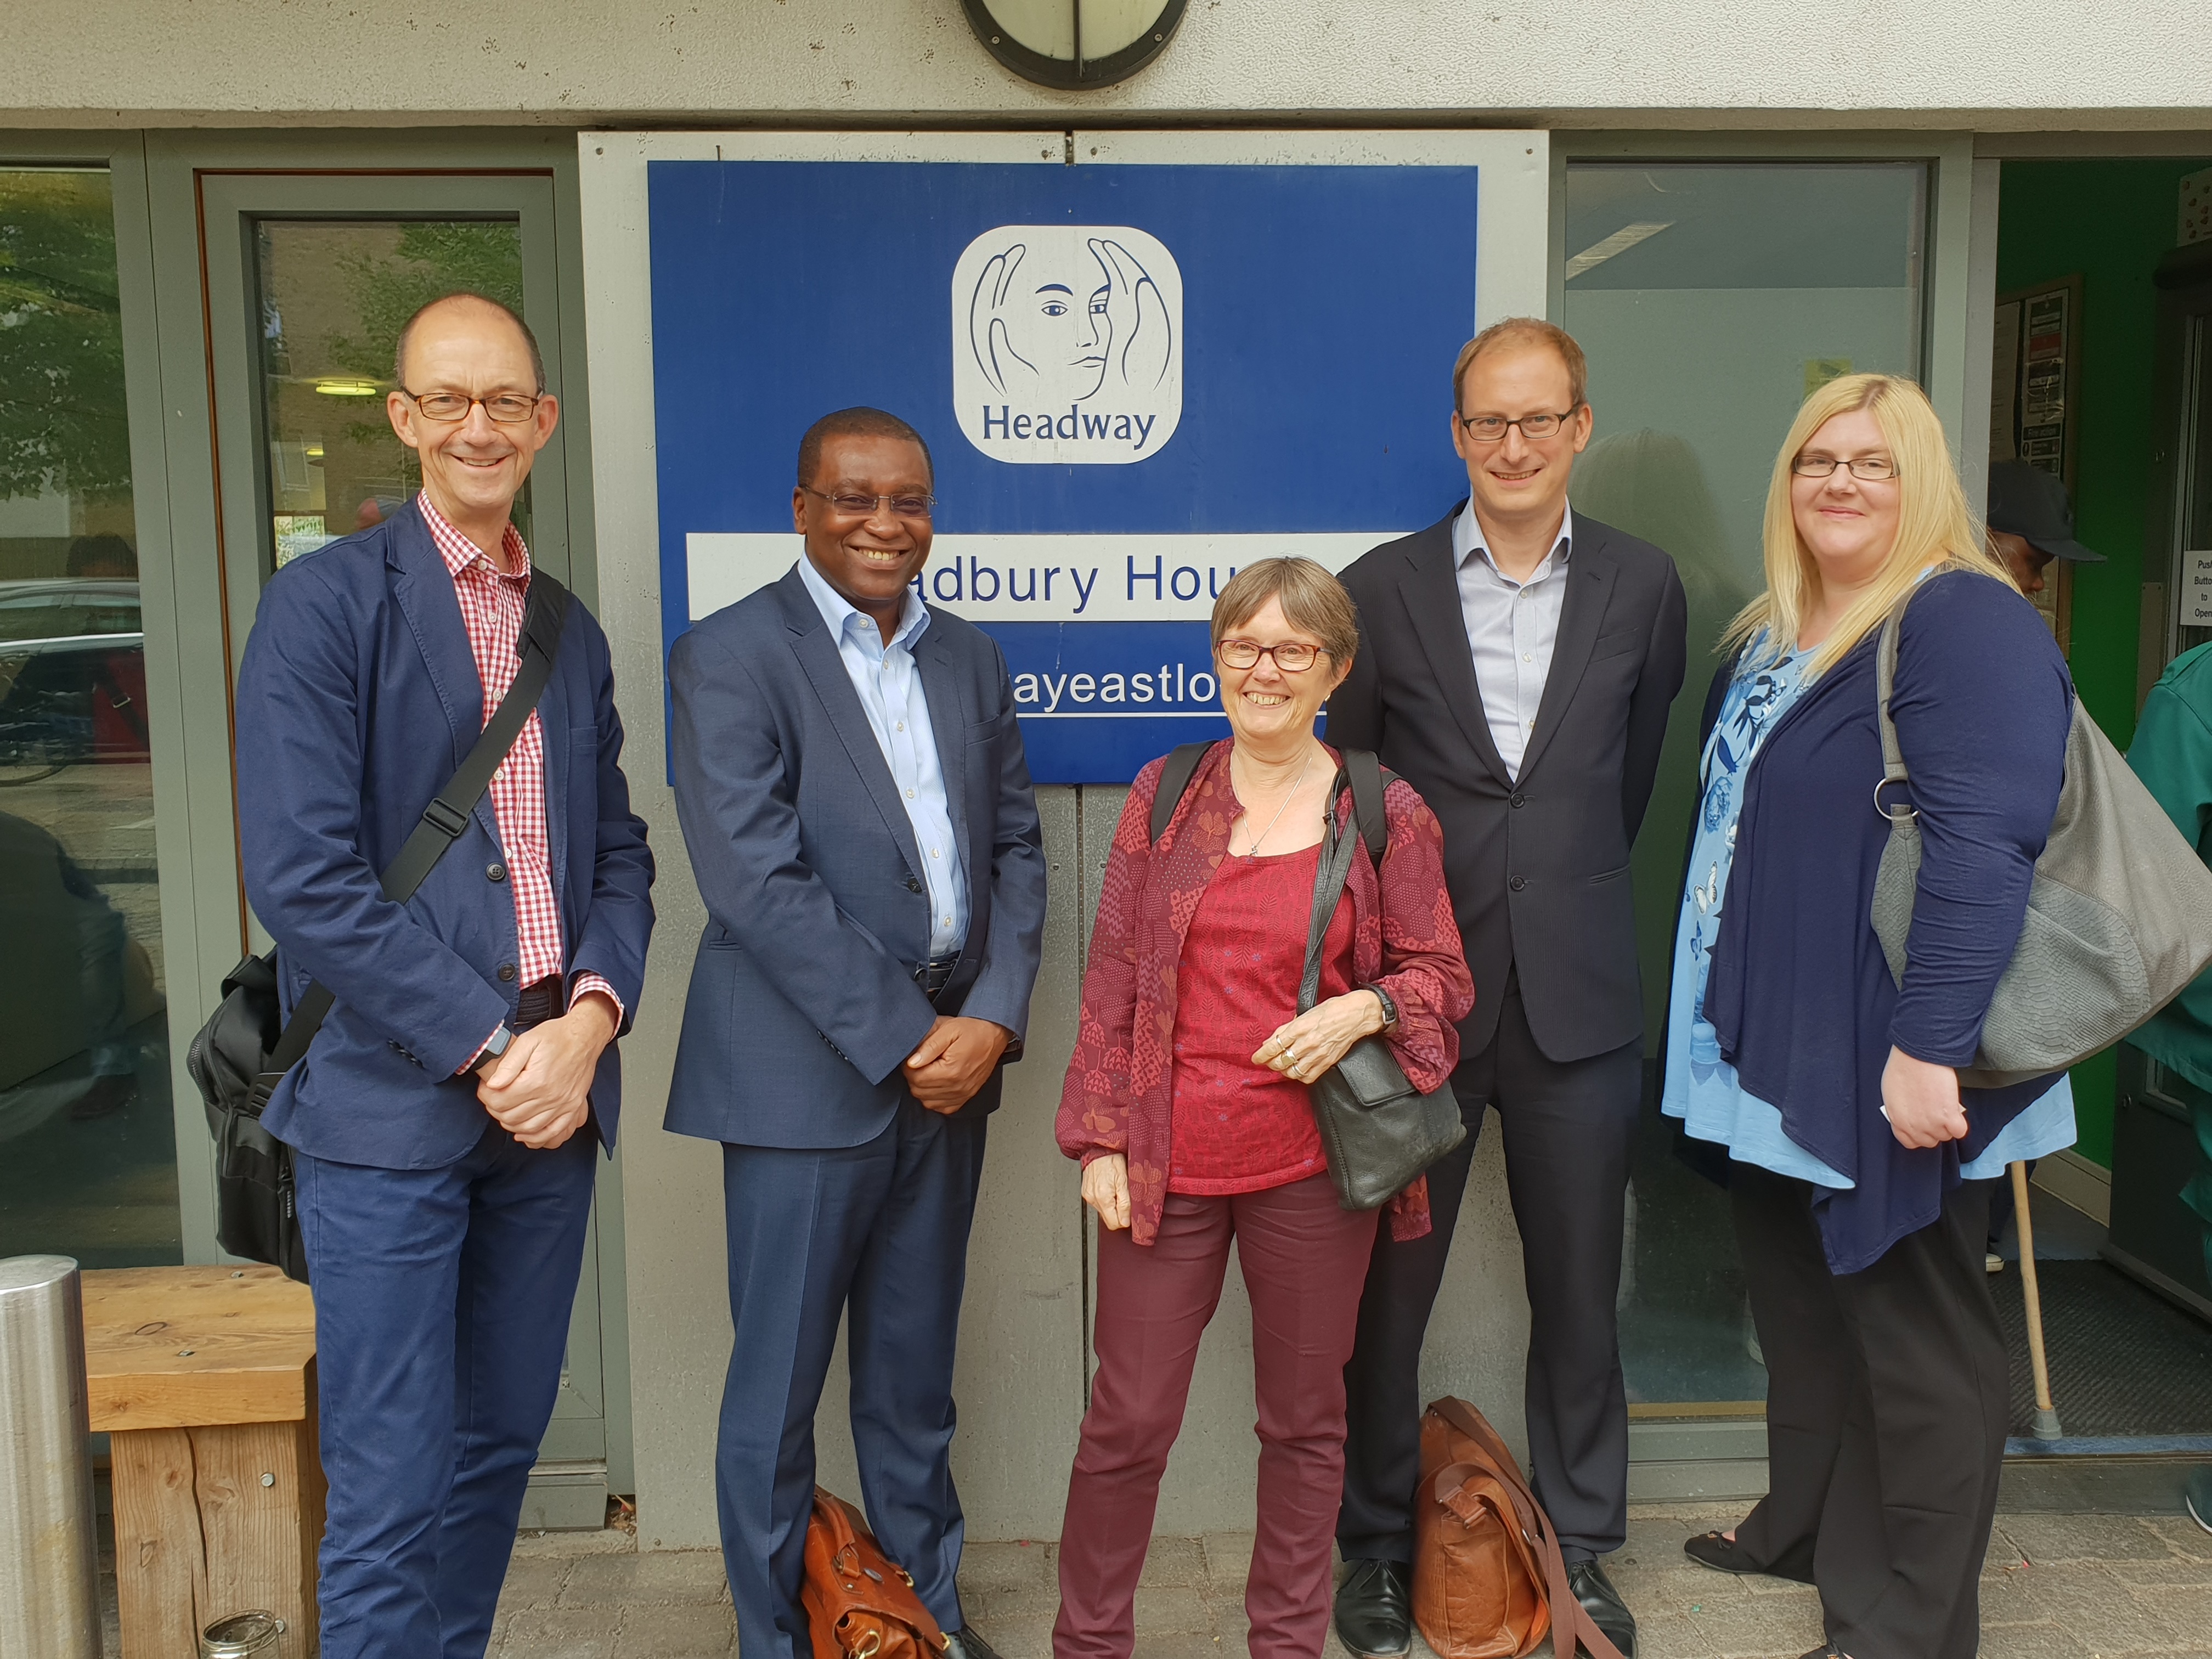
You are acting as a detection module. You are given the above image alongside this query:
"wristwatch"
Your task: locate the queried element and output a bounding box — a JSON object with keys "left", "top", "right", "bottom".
{"left": 471, "top": 1024, "right": 516, "bottom": 1074}
{"left": 1366, "top": 984, "right": 1401, "bottom": 1031}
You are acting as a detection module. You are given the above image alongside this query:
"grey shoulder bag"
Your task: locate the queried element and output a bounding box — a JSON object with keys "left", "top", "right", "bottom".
{"left": 1870, "top": 574, "right": 2212, "bottom": 1088}
{"left": 1299, "top": 758, "right": 1468, "bottom": 1210}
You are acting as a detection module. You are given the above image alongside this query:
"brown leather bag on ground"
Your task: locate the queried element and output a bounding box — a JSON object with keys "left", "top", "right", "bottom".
{"left": 800, "top": 1487, "right": 948, "bottom": 1659}
{"left": 1413, "top": 1398, "right": 1626, "bottom": 1659}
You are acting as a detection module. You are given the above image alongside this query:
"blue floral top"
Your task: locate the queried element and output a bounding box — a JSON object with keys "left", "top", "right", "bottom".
{"left": 1663, "top": 632, "right": 2075, "bottom": 1191}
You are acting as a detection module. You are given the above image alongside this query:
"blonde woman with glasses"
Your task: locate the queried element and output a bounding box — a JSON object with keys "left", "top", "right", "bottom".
{"left": 1659, "top": 375, "right": 2077, "bottom": 1659}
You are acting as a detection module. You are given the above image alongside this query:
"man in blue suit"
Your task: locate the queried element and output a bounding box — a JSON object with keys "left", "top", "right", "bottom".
{"left": 667, "top": 407, "right": 1046, "bottom": 1659}
{"left": 235, "top": 294, "right": 654, "bottom": 1659}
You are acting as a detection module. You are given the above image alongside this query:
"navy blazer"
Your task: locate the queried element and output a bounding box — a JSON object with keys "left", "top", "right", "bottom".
{"left": 664, "top": 564, "right": 1047, "bottom": 1149}
{"left": 1330, "top": 506, "right": 1688, "bottom": 1063}
{"left": 1702, "top": 571, "right": 2070, "bottom": 1271}
{"left": 234, "top": 507, "right": 656, "bottom": 1171}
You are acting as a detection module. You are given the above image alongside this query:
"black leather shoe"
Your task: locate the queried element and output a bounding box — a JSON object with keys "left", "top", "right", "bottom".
{"left": 1566, "top": 1559, "right": 1637, "bottom": 1657}
{"left": 1332, "top": 1558, "right": 1412, "bottom": 1658}
{"left": 942, "top": 1629, "right": 1003, "bottom": 1659}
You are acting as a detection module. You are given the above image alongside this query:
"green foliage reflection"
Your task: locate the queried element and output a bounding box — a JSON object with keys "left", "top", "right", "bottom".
{"left": 0, "top": 171, "right": 129, "bottom": 503}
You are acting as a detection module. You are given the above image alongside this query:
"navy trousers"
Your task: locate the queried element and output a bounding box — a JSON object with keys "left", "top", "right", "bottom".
{"left": 717, "top": 1097, "right": 988, "bottom": 1659}
{"left": 296, "top": 1117, "right": 597, "bottom": 1659}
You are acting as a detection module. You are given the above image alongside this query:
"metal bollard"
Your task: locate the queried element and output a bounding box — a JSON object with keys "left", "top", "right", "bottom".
{"left": 0, "top": 1255, "right": 100, "bottom": 1659}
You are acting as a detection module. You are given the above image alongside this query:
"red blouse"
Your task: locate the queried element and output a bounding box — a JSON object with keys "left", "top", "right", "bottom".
{"left": 1168, "top": 842, "right": 1352, "bottom": 1194}
{"left": 1058, "top": 741, "right": 1476, "bottom": 1246}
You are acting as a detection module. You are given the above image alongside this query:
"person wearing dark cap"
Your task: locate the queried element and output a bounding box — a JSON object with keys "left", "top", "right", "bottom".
{"left": 1978, "top": 461, "right": 2104, "bottom": 1269}
{"left": 1985, "top": 459, "right": 2104, "bottom": 597}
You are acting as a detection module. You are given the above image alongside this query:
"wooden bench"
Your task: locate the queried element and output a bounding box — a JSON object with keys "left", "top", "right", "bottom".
{"left": 82, "top": 1265, "right": 324, "bottom": 1658}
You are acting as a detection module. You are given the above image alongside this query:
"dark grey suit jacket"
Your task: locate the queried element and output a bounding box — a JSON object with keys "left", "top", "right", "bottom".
{"left": 1328, "top": 505, "right": 1688, "bottom": 1064}
{"left": 663, "top": 564, "right": 1047, "bottom": 1149}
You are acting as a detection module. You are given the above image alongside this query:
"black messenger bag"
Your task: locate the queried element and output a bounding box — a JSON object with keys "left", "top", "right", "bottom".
{"left": 1297, "top": 754, "right": 1467, "bottom": 1211}
{"left": 186, "top": 571, "right": 571, "bottom": 1281}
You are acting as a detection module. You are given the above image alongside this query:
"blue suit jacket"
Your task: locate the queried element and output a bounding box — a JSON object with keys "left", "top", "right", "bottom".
{"left": 234, "top": 507, "right": 656, "bottom": 1171}
{"left": 664, "top": 565, "right": 1047, "bottom": 1148}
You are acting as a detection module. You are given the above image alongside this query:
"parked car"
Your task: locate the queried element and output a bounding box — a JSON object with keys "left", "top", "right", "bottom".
{"left": 0, "top": 578, "right": 148, "bottom": 776}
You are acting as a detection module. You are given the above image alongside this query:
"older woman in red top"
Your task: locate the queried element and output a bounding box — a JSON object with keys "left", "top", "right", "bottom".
{"left": 1054, "top": 558, "right": 1474, "bottom": 1659}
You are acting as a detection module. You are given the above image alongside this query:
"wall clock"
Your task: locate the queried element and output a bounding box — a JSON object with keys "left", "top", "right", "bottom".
{"left": 961, "top": 0, "right": 1188, "bottom": 91}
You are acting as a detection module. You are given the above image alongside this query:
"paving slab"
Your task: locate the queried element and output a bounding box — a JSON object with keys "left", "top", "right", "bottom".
{"left": 86, "top": 1500, "right": 2205, "bottom": 1659}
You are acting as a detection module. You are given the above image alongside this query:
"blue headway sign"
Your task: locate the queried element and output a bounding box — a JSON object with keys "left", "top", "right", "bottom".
{"left": 649, "top": 157, "right": 1482, "bottom": 782}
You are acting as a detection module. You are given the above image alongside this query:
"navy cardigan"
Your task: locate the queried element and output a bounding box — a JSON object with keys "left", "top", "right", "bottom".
{"left": 1702, "top": 571, "right": 2072, "bottom": 1272}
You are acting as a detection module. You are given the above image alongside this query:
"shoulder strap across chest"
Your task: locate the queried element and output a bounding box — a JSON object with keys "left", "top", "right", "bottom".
{"left": 1149, "top": 740, "right": 1394, "bottom": 864}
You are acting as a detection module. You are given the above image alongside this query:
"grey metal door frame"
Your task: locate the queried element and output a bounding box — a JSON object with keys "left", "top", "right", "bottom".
{"left": 0, "top": 126, "right": 632, "bottom": 1504}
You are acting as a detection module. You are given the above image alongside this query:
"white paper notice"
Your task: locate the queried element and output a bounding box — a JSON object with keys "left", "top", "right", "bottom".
{"left": 2185, "top": 551, "right": 2212, "bottom": 628}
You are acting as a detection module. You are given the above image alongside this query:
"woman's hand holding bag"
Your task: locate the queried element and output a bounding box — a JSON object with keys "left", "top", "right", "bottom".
{"left": 1254, "top": 989, "right": 1391, "bottom": 1084}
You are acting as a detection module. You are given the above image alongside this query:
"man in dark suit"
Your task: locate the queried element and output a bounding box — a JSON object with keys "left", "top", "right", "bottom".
{"left": 1327, "top": 319, "right": 1687, "bottom": 1657}
{"left": 235, "top": 293, "right": 656, "bottom": 1659}
{"left": 666, "top": 408, "right": 1047, "bottom": 1659}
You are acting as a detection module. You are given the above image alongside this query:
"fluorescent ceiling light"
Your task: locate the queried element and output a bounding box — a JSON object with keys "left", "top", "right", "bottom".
{"left": 314, "top": 379, "right": 381, "bottom": 397}
{"left": 1565, "top": 222, "right": 1673, "bottom": 281}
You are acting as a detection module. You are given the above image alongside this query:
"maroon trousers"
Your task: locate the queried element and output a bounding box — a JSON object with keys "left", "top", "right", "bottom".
{"left": 1054, "top": 1176, "right": 1379, "bottom": 1659}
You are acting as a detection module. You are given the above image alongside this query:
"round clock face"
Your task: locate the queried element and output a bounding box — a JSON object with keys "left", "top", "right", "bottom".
{"left": 961, "top": 0, "right": 1187, "bottom": 91}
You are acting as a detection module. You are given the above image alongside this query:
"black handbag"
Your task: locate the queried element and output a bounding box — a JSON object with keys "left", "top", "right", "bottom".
{"left": 1297, "top": 754, "right": 1468, "bottom": 1212}
{"left": 185, "top": 569, "right": 571, "bottom": 1281}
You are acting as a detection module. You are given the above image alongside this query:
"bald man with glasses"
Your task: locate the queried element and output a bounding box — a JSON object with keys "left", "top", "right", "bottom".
{"left": 235, "top": 291, "right": 654, "bottom": 1659}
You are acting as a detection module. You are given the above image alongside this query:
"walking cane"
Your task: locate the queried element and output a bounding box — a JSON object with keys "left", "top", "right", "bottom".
{"left": 2010, "top": 1160, "right": 2064, "bottom": 1441}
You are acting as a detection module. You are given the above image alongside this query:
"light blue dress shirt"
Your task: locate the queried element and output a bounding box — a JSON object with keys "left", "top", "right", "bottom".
{"left": 1453, "top": 500, "right": 1574, "bottom": 781}
{"left": 1662, "top": 631, "right": 2076, "bottom": 1192}
{"left": 796, "top": 557, "right": 967, "bottom": 958}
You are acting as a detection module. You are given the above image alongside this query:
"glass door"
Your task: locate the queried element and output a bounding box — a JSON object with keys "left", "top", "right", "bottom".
{"left": 2157, "top": 245, "right": 2212, "bottom": 662}
{"left": 1560, "top": 159, "right": 1932, "bottom": 1414}
{"left": 191, "top": 170, "right": 612, "bottom": 1514}
{"left": 0, "top": 163, "right": 180, "bottom": 1268}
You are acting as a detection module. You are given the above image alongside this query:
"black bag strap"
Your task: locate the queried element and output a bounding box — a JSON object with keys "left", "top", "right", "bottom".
{"left": 1149, "top": 741, "right": 1219, "bottom": 845}
{"left": 1150, "top": 739, "right": 1394, "bottom": 865}
{"left": 1297, "top": 773, "right": 1367, "bottom": 1017}
{"left": 1339, "top": 748, "right": 1392, "bottom": 867}
{"left": 259, "top": 569, "right": 572, "bottom": 1085}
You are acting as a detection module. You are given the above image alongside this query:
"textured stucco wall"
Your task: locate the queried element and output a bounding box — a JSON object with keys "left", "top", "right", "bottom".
{"left": 7, "top": 0, "right": 2212, "bottom": 129}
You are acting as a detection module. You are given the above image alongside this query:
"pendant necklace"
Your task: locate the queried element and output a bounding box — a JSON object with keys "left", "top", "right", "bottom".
{"left": 1233, "top": 747, "right": 1313, "bottom": 858}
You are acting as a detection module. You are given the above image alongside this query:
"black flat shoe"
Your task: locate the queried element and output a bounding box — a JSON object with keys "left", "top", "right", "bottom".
{"left": 942, "top": 1629, "right": 1003, "bottom": 1659}
{"left": 1683, "top": 1530, "right": 1759, "bottom": 1575}
{"left": 1333, "top": 1558, "right": 1411, "bottom": 1658}
{"left": 1566, "top": 1559, "right": 1637, "bottom": 1658}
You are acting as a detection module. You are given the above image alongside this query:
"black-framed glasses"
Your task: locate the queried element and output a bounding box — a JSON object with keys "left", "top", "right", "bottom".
{"left": 1457, "top": 408, "right": 1578, "bottom": 443}
{"left": 398, "top": 387, "right": 544, "bottom": 425}
{"left": 1216, "top": 638, "right": 1329, "bottom": 673}
{"left": 801, "top": 486, "right": 937, "bottom": 521}
{"left": 1792, "top": 454, "right": 1900, "bottom": 481}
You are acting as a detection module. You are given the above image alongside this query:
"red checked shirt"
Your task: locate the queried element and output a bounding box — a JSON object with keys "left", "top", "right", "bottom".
{"left": 417, "top": 496, "right": 621, "bottom": 1060}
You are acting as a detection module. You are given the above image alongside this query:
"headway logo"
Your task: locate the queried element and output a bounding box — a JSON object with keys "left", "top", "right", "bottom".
{"left": 952, "top": 224, "right": 1183, "bottom": 465}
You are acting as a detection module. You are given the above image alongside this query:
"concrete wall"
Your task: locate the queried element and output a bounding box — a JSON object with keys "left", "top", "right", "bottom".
{"left": 7, "top": 1, "right": 2212, "bottom": 131}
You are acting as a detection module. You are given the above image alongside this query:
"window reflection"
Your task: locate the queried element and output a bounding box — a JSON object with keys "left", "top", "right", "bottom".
{"left": 0, "top": 167, "right": 177, "bottom": 1266}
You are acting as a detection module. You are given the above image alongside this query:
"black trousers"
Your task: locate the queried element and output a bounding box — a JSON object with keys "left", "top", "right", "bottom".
{"left": 1729, "top": 1163, "right": 2007, "bottom": 1659}
{"left": 1336, "top": 978, "right": 1643, "bottom": 1564}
